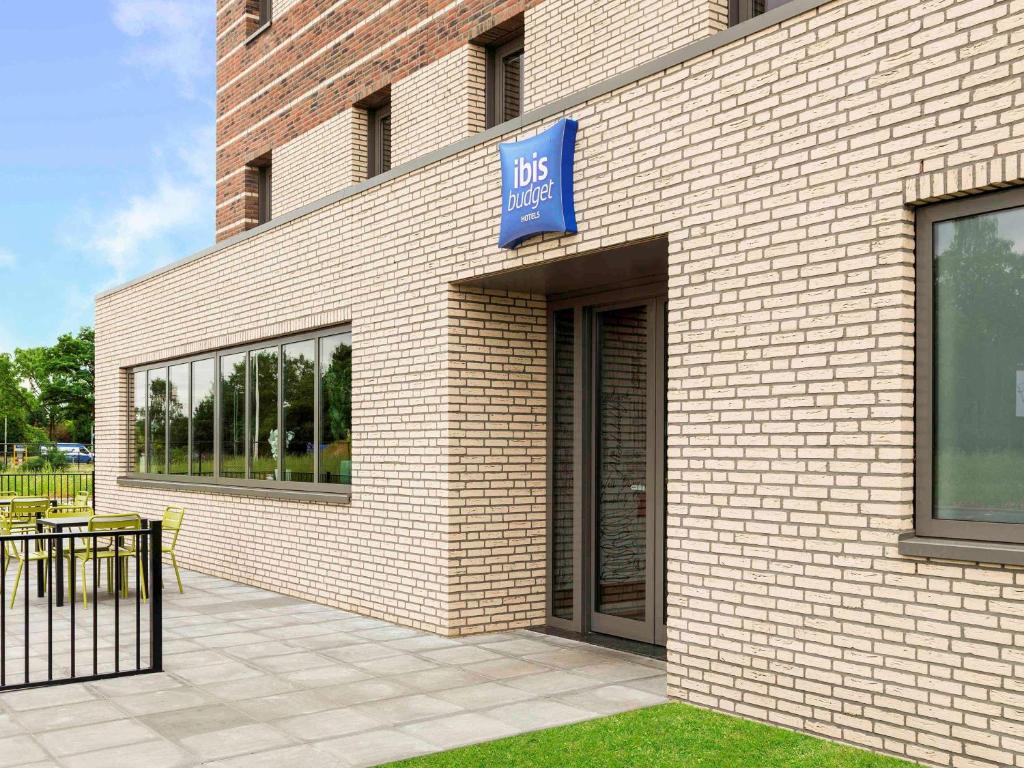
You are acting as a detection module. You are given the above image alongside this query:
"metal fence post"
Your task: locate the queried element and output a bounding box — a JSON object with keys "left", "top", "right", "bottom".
{"left": 148, "top": 521, "right": 163, "bottom": 672}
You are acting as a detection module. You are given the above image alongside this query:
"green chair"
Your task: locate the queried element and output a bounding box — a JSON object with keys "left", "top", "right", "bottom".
{"left": 0, "top": 516, "right": 49, "bottom": 607}
{"left": 72, "top": 514, "right": 146, "bottom": 607}
{"left": 162, "top": 507, "right": 185, "bottom": 593}
{"left": 73, "top": 491, "right": 92, "bottom": 508}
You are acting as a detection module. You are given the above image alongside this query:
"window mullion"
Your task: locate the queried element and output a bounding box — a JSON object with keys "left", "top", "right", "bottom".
{"left": 313, "top": 337, "right": 320, "bottom": 484}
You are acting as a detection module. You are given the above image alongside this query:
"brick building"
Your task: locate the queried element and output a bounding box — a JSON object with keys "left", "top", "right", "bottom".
{"left": 95, "top": 0, "right": 1024, "bottom": 765}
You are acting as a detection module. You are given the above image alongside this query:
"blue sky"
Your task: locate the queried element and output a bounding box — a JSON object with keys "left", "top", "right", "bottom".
{"left": 0, "top": 1, "right": 215, "bottom": 353}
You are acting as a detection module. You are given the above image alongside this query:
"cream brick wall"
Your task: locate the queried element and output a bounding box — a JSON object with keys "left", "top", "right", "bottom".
{"left": 447, "top": 286, "right": 548, "bottom": 632}
{"left": 95, "top": 0, "right": 1024, "bottom": 764}
{"left": 272, "top": 109, "right": 362, "bottom": 218}
{"left": 524, "top": 0, "right": 729, "bottom": 111}
{"left": 392, "top": 45, "right": 487, "bottom": 168}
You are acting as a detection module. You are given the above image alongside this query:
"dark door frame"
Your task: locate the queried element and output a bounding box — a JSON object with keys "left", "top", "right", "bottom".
{"left": 545, "top": 281, "right": 667, "bottom": 646}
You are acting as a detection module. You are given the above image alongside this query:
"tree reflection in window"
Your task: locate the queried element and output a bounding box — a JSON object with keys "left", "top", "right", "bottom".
{"left": 320, "top": 333, "right": 352, "bottom": 484}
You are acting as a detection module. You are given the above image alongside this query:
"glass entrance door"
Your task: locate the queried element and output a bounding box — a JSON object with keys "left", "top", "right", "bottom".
{"left": 590, "top": 303, "right": 660, "bottom": 642}
{"left": 546, "top": 292, "right": 666, "bottom": 647}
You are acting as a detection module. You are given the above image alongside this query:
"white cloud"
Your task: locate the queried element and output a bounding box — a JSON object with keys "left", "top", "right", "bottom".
{"left": 70, "top": 125, "right": 215, "bottom": 285}
{"left": 111, "top": 0, "right": 214, "bottom": 100}
{"left": 0, "top": 248, "right": 15, "bottom": 269}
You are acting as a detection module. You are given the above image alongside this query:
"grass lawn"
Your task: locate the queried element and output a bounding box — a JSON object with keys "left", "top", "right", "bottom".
{"left": 385, "top": 703, "right": 921, "bottom": 768}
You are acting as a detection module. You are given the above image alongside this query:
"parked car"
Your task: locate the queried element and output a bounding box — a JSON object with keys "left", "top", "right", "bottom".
{"left": 51, "top": 444, "right": 95, "bottom": 464}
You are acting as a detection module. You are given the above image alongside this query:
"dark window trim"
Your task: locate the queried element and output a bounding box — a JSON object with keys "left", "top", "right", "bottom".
{"left": 730, "top": 0, "right": 800, "bottom": 25}
{"left": 259, "top": 0, "right": 272, "bottom": 25}
{"left": 257, "top": 164, "right": 272, "bottom": 225}
{"left": 915, "top": 186, "right": 1024, "bottom": 546}
{"left": 127, "top": 325, "right": 352, "bottom": 496}
{"left": 367, "top": 102, "right": 391, "bottom": 178}
{"left": 118, "top": 475, "right": 351, "bottom": 505}
{"left": 486, "top": 35, "right": 524, "bottom": 129}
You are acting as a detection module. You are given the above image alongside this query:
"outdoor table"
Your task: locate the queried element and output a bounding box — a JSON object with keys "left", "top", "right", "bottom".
{"left": 36, "top": 516, "right": 91, "bottom": 607}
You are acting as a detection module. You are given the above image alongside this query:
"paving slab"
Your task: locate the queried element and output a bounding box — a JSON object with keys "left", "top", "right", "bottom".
{"left": 0, "top": 566, "right": 666, "bottom": 767}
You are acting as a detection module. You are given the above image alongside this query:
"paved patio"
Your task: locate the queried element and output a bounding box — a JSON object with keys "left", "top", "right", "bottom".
{"left": 0, "top": 567, "right": 666, "bottom": 767}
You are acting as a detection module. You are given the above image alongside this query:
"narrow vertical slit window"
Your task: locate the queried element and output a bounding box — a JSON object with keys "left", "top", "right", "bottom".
{"left": 257, "top": 163, "right": 272, "bottom": 225}
{"left": 368, "top": 101, "right": 392, "bottom": 177}
{"left": 487, "top": 35, "right": 524, "bottom": 127}
{"left": 259, "top": 0, "right": 272, "bottom": 25}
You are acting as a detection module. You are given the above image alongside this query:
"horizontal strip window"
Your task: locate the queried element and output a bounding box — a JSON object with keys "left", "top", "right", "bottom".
{"left": 128, "top": 326, "right": 352, "bottom": 493}
{"left": 915, "top": 187, "right": 1024, "bottom": 546}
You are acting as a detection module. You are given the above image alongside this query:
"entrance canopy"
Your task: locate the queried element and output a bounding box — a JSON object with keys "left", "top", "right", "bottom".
{"left": 456, "top": 237, "right": 668, "bottom": 299}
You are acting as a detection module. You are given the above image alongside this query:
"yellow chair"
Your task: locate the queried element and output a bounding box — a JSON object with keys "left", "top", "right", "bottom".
{"left": 6, "top": 498, "right": 50, "bottom": 531}
{"left": 72, "top": 514, "right": 146, "bottom": 607}
{"left": 73, "top": 491, "right": 91, "bottom": 508}
{"left": 162, "top": 507, "right": 185, "bottom": 593}
{"left": 0, "top": 516, "right": 49, "bottom": 607}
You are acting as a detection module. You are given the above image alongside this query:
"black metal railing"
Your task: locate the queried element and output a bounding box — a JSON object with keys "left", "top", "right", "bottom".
{"left": 0, "top": 522, "right": 162, "bottom": 690}
{"left": 0, "top": 472, "right": 95, "bottom": 501}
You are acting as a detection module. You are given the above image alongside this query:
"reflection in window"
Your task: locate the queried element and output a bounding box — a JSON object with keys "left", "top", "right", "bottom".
{"left": 283, "top": 340, "right": 315, "bottom": 482}
{"left": 320, "top": 333, "right": 352, "bottom": 484}
{"left": 148, "top": 369, "right": 167, "bottom": 475}
{"left": 551, "top": 309, "right": 574, "bottom": 620}
{"left": 933, "top": 205, "right": 1024, "bottom": 524}
{"left": 131, "top": 327, "right": 352, "bottom": 488}
{"left": 220, "top": 353, "right": 246, "bottom": 479}
{"left": 487, "top": 35, "right": 524, "bottom": 128}
{"left": 168, "top": 364, "right": 189, "bottom": 475}
{"left": 191, "top": 359, "right": 215, "bottom": 477}
{"left": 249, "top": 347, "right": 279, "bottom": 480}
{"left": 133, "top": 373, "right": 146, "bottom": 472}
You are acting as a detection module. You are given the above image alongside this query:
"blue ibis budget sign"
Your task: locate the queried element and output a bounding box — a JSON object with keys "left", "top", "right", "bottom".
{"left": 498, "top": 118, "right": 578, "bottom": 249}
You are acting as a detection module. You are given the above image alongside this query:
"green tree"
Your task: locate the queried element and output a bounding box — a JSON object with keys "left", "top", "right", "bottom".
{"left": 0, "top": 352, "right": 42, "bottom": 444}
{"left": 14, "top": 327, "right": 94, "bottom": 442}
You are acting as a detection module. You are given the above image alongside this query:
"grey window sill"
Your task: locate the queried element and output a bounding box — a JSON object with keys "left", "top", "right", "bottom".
{"left": 117, "top": 476, "right": 350, "bottom": 505}
{"left": 245, "top": 20, "right": 271, "bottom": 45}
{"left": 898, "top": 532, "right": 1024, "bottom": 566}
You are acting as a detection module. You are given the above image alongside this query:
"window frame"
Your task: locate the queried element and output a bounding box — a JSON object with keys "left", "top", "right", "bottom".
{"left": 257, "top": 163, "right": 272, "bottom": 225}
{"left": 127, "top": 325, "right": 352, "bottom": 495}
{"left": 915, "top": 186, "right": 1024, "bottom": 544}
{"left": 730, "top": 0, "right": 800, "bottom": 25}
{"left": 259, "top": 0, "right": 272, "bottom": 25}
{"left": 367, "top": 102, "right": 392, "bottom": 178}
{"left": 486, "top": 35, "right": 525, "bottom": 128}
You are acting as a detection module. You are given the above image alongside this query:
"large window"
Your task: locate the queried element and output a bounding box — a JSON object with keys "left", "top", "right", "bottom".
{"left": 916, "top": 189, "right": 1024, "bottom": 544}
{"left": 129, "top": 326, "right": 352, "bottom": 492}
